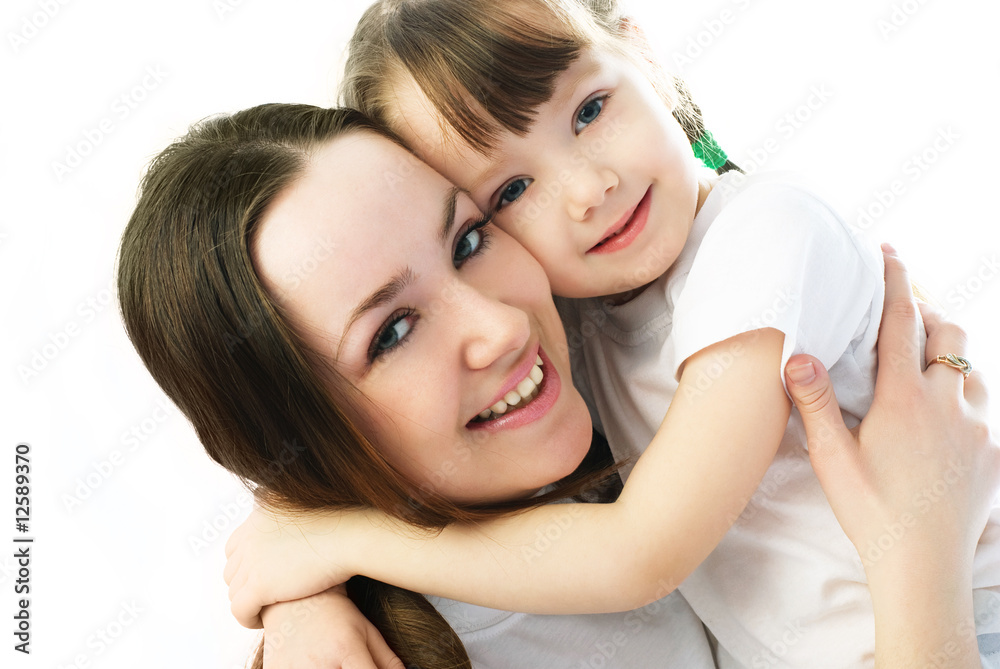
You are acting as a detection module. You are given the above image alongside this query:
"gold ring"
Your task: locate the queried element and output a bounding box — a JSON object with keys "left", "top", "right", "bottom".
{"left": 930, "top": 353, "right": 973, "bottom": 378}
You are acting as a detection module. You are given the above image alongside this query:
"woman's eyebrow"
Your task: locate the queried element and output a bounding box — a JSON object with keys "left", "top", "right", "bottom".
{"left": 339, "top": 186, "right": 460, "bottom": 352}
{"left": 340, "top": 266, "right": 416, "bottom": 350}
{"left": 438, "top": 185, "right": 462, "bottom": 243}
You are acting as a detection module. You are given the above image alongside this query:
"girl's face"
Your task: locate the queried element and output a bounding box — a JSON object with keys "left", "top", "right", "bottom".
{"left": 252, "top": 132, "right": 592, "bottom": 504}
{"left": 388, "top": 46, "right": 710, "bottom": 299}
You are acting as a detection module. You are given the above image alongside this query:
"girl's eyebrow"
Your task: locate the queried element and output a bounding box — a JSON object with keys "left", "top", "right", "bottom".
{"left": 469, "top": 164, "right": 505, "bottom": 193}
{"left": 553, "top": 59, "right": 603, "bottom": 109}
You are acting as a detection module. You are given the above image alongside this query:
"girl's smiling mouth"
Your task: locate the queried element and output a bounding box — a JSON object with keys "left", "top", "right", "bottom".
{"left": 587, "top": 186, "right": 652, "bottom": 255}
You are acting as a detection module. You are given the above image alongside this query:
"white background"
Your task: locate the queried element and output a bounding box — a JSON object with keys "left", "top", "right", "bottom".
{"left": 2, "top": 0, "right": 998, "bottom": 667}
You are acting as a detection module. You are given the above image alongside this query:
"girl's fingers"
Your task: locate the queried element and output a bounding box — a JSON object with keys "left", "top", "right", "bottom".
{"left": 230, "top": 586, "right": 264, "bottom": 630}
{"left": 224, "top": 518, "right": 246, "bottom": 557}
{"left": 228, "top": 567, "right": 250, "bottom": 608}
{"left": 876, "top": 245, "right": 923, "bottom": 383}
{"left": 223, "top": 550, "right": 241, "bottom": 585}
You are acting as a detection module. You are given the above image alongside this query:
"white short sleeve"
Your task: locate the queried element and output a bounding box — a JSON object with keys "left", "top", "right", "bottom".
{"left": 670, "top": 179, "right": 884, "bottom": 396}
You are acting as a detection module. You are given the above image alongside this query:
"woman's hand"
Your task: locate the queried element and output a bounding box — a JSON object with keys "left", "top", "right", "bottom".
{"left": 259, "top": 586, "right": 403, "bottom": 669}
{"left": 225, "top": 506, "right": 362, "bottom": 629}
{"left": 785, "top": 245, "right": 998, "bottom": 567}
{"left": 784, "top": 244, "right": 1000, "bottom": 667}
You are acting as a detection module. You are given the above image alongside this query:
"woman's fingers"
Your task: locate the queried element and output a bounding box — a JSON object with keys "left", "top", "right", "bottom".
{"left": 363, "top": 622, "right": 406, "bottom": 669}
{"left": 918, "top": 301, "right": 972, "bottom": 395}
{"left": 963, "top": 371, "right": 990, "bottom": 415}
{"left": 784, "top": 355, "right": 860, "bottom": 491}
{"left": 876, "top": 244, "right": 923, "bottom": 383}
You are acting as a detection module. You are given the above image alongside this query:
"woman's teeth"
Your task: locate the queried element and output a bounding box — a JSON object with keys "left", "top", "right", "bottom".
{"left": 475, "top": 356, "right": 544, "bottom": 422}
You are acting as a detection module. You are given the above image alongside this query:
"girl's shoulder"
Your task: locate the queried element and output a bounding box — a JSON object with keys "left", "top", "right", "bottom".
{"left": 707, "top": 169, "right": 877, "bottom": 273}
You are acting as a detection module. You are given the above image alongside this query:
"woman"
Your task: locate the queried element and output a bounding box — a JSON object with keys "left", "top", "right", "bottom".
{"left": 118, "top": 103, "right": 999, "bottom": 668}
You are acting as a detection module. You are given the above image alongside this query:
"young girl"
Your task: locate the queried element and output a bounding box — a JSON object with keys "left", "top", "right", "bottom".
{"left": 225, "top": 0, "right": 1000, "bottom": 665}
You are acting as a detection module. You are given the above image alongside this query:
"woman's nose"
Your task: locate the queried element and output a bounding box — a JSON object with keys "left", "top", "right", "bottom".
{"left": 564, "top": 162, "right": 618, "bottom": 222}
{"left": 456, "top": 283, "right": 532, "bottom": 371}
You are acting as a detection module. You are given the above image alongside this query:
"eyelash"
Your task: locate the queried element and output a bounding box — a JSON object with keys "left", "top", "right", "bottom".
{"left": 366, "top": 216, "right": 494, "bottom": 364}
{"left": 490, "top": 93, "right": 613, "bottom": 214}
{"left": 494, "top": 177, "right": 532, "bottom": 213}
{"left": 575, "top": 93, "right": 611, "bottom": 134}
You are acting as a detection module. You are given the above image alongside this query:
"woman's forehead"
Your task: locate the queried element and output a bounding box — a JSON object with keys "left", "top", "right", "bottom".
{"left": 251, "top": 131, "right": 464, "bottom": 327}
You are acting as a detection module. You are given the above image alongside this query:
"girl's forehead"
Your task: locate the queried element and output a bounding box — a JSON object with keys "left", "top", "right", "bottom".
{"left": 386, "top": 47, "right": 619, "bottom": 178}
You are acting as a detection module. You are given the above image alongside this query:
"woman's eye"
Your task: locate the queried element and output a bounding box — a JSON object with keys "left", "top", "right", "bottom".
{"left": 497, "top": 178, "right": 532, "bottom": 210}
{"left": 574, "top": 96, "right": 606, "bottom": 134}
{"left": 453, "top": 219, "right": 492, "bottom": 266}
{"left": 454, "top": 228, "right": 481, "bottom": 264}
{"left": 371, "top": 312, "right": 415, "bottom": 359}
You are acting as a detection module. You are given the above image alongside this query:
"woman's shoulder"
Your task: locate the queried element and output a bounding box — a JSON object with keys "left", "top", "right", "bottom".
{"left": 426, "top": 592, "right": 718, "bottom": 667}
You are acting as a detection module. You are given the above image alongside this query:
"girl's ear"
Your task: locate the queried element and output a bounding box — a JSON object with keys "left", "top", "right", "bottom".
{"left": 617, "top": 16, "right": 654, "bottom": 56}
{"left": 616, "top": 16, "right": 677, "bottom": 112}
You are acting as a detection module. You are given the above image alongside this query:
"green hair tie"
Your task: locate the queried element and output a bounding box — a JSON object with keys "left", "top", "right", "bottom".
{"left": 692, "top": 131, "right": 728, "bottom": 170}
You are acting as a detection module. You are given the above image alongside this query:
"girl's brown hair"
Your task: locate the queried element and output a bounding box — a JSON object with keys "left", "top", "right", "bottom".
{"left": 341, "top": 0, "right": 740, "bottom": 173}
{"left": 117, "top": 102, "right": 617, "bottom": 668}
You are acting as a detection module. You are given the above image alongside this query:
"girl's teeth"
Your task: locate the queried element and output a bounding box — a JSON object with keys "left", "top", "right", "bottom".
{"left": 504, "top": 390, "right": 521, "bottom": 406}
{"left": 491, "top": 399, "right": 508, "bottom": 414}
{"left": 516, "top": 377, "right": 535, "bottom": 397}
{"left": 536, "top": 355, "right": 543, "bottom": 365}
{"left": 479, "top": 409, "right": 492, "bottom": 419}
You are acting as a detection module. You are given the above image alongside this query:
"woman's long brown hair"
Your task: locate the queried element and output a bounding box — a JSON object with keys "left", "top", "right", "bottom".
{"left": 118, "top": 103, "right": 618, "bottom": 668}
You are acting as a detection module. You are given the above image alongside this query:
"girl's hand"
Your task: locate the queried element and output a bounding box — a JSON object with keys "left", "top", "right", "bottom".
{"left": 259, "top": 586, "right": 403, "bottom": 669}
{"left": 224, "top": 506, "right": 360, "bottom": 629}
{"left": 784, "top": 245, "right": 999, "bottom": 566}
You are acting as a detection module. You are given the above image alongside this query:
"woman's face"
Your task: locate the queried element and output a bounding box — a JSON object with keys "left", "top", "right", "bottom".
{"left": 253, "top": 131, "right": 593, "bottom": 504}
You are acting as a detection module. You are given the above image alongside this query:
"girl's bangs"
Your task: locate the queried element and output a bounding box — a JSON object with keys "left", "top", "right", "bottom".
{"left": 386, "top": 0, "right": 595, "bottom": 153}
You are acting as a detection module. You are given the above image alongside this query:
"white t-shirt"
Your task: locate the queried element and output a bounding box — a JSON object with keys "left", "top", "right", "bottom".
{"left": 425, "top": 589, "right": 716, "bottom": 668}
{"left": 425, "top": 484, "right": 718, "bottom": 667}
{"left": 555, "top": 170, "right": 1000, "bottom": 668}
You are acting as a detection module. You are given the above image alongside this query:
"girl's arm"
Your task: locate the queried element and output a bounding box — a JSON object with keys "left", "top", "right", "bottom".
{"left": 785, "top": 248, "right": 999, "bottom": 668}
{"left": 226, "top": 184, "right": 862, "bottom": 625}
{"left": 227, "top": 325, "right": 791, "bottom": 624}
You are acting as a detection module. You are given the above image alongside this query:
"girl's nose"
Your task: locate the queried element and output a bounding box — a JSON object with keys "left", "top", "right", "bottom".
{"left": 564, "top": 163, "right": 618, "bottom": 222}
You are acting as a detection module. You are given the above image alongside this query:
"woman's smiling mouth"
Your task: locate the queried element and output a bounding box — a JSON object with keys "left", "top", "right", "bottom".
{"left": 468, "top": 349, "right": 561, "bottom": 431}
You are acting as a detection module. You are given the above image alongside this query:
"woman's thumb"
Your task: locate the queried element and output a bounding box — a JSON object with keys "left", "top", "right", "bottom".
{"left": 785, "top": 355, "right": 854, "bottom": 465}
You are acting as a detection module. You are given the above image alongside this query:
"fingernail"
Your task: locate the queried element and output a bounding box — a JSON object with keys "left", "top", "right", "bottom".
{"left": 786, "top": 361, "right": 816, "bottom": 385}
{"left": 881, "top": 242, "right": 897, "bottom": 255}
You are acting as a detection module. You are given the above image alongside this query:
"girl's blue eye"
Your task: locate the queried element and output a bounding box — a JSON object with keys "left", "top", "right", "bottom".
{"left": 575, "top": 96, "right": 605, "bottom": 134}
{"left": 497, "top": 178, "right": 532, "bottom": 210}
{"left": 371, "top": 311, "right": 415, "bottom": 360}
